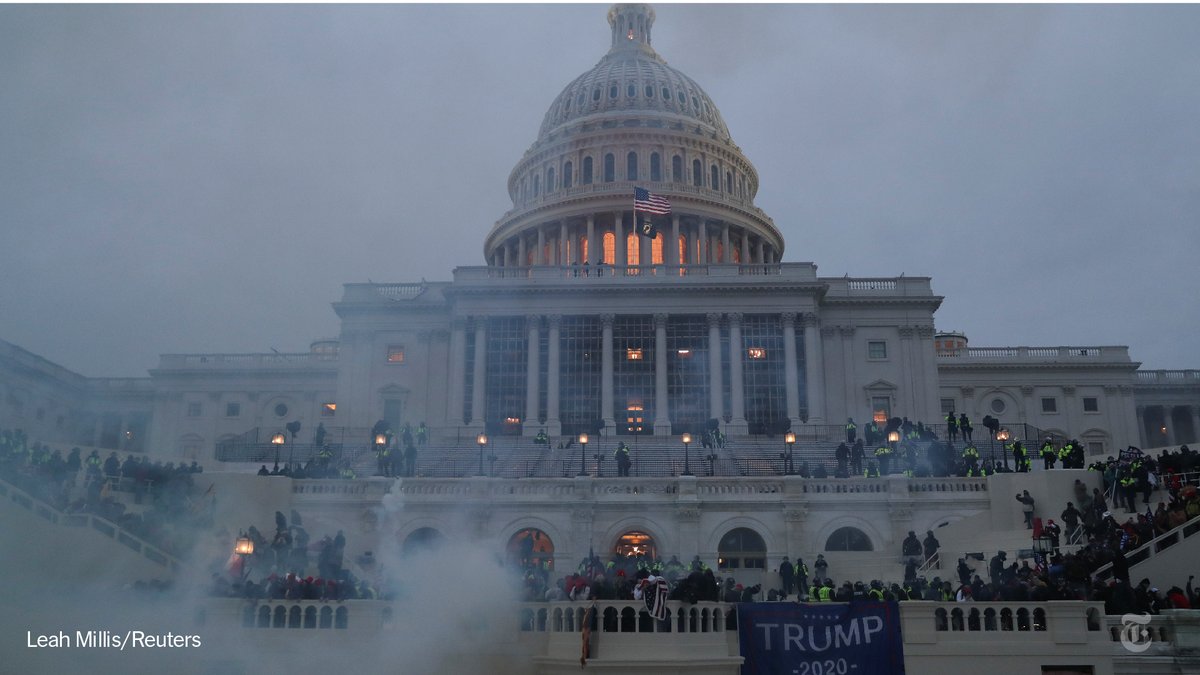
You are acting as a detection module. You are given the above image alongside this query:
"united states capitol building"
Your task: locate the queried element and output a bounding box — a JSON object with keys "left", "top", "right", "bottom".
{"left": 3, "top": 5, "right": 1200, "bottom": 673}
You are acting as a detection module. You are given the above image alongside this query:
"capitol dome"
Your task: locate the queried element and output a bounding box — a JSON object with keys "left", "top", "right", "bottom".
{"left": 484, "top": 4, "right": 783, "bottom": 270}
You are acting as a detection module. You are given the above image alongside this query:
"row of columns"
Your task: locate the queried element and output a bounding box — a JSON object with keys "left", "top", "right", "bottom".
{"left": 489, "top": 213, "right": 777, "bottom": 268}
{"left": 1135, "top": 404, "right": 1200, "bottom": 446}
{"left": 447, "top": 312, "right": 827, "bottom": 435}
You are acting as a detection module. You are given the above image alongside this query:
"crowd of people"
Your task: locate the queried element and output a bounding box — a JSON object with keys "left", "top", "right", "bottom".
{"left": 210, "top": 510, "right": 395, "bottom": 602}
{"left": 0, "top": 427, "right": 212, "bottom": 558}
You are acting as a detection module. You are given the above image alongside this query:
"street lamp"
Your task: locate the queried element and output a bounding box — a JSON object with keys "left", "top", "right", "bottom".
{"left": 233, "top": 531, "right": 254, "bottom": 582}
{"left": 270, "top": 432, "right": 286, "bottom": 471}
{"left": 374, "top": 433, "right": 389, "bottom": 477}
{"left": 476, "top": 433, "right": 488, "bottom": 476}
{"left": 578, "top": 433, "right": 589, "bottom": 476}
{"left": 996, "top": 429, "right": 1011, "bottom": 471}
{"left": 681, "top": 433, "right": 693, "bottom": 476}
{"left": 783, "top": 431, "right": 796, "bottom": 475}
{"left": 886, "top": 430, "right": 900, "bottom": 476}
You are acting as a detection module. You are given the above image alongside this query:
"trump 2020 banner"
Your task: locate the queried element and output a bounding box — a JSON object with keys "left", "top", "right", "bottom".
{"left": 737, "top": 601, "right": 906, "bottom": 675}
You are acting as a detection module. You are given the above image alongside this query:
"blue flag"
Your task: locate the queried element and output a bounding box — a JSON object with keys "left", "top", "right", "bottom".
{"left": 738, "top": 601, "right": 906, "bottom": 675}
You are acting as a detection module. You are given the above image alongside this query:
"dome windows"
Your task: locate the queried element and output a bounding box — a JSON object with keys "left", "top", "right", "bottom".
{"left": 692, "top": 159, "right": 702, "bottom": 187}
{"left": 609, "top": 84, "right": 619, "bottom": 99}
{"left": 627, "top": 84, "right": 636, "bottom": 98}
{"left": 645, "top": 85, "right": 654, "bottom": 98}
{"left": 603, "top": 153, "right": 615, "bottom": 182}
{"left": 662, "top": 87, "right": 671, "bottom": 100}
{"left": 626, "top": 152, "right": 638, "bottom": 181}
{"left": 672, "top": 156, "right": 683, "bottom": 183}
{"left": 678, "top": 90, "right": 686, "bottom": 106}
{"left": 547, "top": 167, "right": 555, "bottom": 193}
{"left": 592, "top": 87, "right": 601, "bottom": 102}
{"left": 563, "top": 162, "right": 573, "bottom": 189}
{"left": 650, "top": 153, "right": 661, "bottom": 182}
{"left": 583, "top": 157, "right": 594, "bottom": 184}
{"left": 711, "top": 165, "right": 719, "bottom": 190}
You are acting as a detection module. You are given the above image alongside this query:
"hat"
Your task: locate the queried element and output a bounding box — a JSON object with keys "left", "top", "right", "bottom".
{"left": 735, "top": 584, "right": 744, "bottom": 590}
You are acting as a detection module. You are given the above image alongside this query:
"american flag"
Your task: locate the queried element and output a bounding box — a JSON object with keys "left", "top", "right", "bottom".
{"left": 634, "top": 187, "right": 671, "bottom": 215}
{"left": 643, "top": 577, "right": 671, "bottom": 621}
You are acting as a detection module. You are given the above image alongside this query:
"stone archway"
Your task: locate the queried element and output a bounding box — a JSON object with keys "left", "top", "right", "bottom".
{"left": 507, "top": 528, "right": 555, "bottom": 571}
{"left": 614, "top": 530, "right": 657, "bottom": 559}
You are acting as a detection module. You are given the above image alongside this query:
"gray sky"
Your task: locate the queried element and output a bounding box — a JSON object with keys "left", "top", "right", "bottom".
{"left": 1, "top": 4, "right": 1197, "bottom": 377}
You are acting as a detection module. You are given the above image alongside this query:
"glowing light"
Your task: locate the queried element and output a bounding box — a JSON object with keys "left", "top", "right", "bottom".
{"left": 747, "top": 347, "right": 766, "bottom": 359}
{"left": 626, "top": 348, "right": 643, "bottom": 361}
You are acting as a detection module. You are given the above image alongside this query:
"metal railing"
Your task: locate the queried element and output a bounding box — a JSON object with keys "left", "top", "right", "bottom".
{"left": 1091, "top": 513, "right": 1200, "bottom": 582}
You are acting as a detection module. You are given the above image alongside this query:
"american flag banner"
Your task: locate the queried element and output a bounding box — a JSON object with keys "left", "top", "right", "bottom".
{"left": 644, "top": 577, "right": 670, "bottom": 621}
{"left": 634, "top": 187, "right": 671, "bottom": 215}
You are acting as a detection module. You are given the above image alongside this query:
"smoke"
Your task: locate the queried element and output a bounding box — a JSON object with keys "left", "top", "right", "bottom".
{"left": 1, "top": 477, "right": 535, "bottom": 674}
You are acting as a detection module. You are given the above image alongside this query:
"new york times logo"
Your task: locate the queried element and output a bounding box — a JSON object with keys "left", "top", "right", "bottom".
{"left": 1118, "top": 614, "right": 1153, "bottom": 653}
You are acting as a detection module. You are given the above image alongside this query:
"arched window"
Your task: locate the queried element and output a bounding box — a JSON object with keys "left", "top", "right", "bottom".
{"left": 678, "top": 234, "right": 687, "bottom": 265}
{"left": 824, "top": 527, "right": 873, "bottom": 551}
{"left": 602, "top": 232, "right": 615, "bottom": 265}
{"left": 645, "top": 85, "right": 654, "bottom": 98}
{"left": 593, "top": 87, "right": 601, "bottom": 102}
{"left": 507, "top": 528, "right": 555, "bottom": 571}
{"left": 627, "top": 152, "right": 638, "bottom": 181}
{"left": 717, "top": 528, "right": 767, "bottom": 570}
{"left": 627, "top": 83, "right": 636, "bottom": 98}
{"left": 583, "top": 157, "right": 593, "bottom": 185}
{"left": 401, "top": 527, "right": 444, "bottom": 556}
{"left": 604, "top": 154, "right": 615, "bottom": 182}
{"left": 533, "top": 175, "right": 540, "bottom": 197}
{"left": 579, "top": 235, "right": 589, "bottom": 264}
{"left": 650, "top": 153, "right": 661, "bottom": 181}
{"left": 662, "top": 87, "right": 671, "bottom": 101}
{"left": 711, "top": 165, "right": 720, "bottom": 190}
{"left": 563, "top": 161, "right": 573, "bottom": 189}
{"left": 726, "top": 171, "right": 733, "bottom": 193}
{"left": 577, "top": 92, "right": 585, "bottom": 107}
{"left": 609, "top": 84, "right": 619, "bottom": 99}
{"left": 692, "top": 159, "right": 702, "bottom": 186}
{"left": 547, "top": 167, "right": 555, "bottom": 193}
{"left": 652, "top": 233, "right": 664, "bottom": 264}
{"left": 672, "top": 156, "right": 683, "bottom": 182}
{"left": 614, "top": 531, "right": 657, "bottom": 559}
{"left": 626, "top": 232, "right": 640, "bottom": 265}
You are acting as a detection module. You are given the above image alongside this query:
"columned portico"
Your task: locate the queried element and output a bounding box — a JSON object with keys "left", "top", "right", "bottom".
{"left": 782, "top": 312, "right": 802, "bottom": 428}
{"left": 600, "top": 314, "right": 616, "bottom": 434}
{"left": 523, "top": 315, "right": 540, "bottom": 435}
{"left": 468, "top": 317, "right": 487, "bottom": 430}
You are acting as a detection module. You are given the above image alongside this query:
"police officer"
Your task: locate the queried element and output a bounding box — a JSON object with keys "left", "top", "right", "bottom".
{"left": 945, "top": 411, "right": 959, "bottom": 442}
{"left": 962, "top": 445, "right": 980, "bottom": 476}
{"left": 1040, "top": 439, "right": 1056, "bottom": 470}
{"left": 845, "top": 418, "right": 857, "bottom": 444}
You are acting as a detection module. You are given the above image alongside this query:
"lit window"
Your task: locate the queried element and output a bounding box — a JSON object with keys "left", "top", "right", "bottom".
{"left": 626, "top": 348, "right": 644, "bottom": 361}
{"left": 747, "top": 347, "right": 766, "bottom": 360}
{"left": 676, "top": 348, "right": 692, "bottom": 358}
{"left": 1041, "top": 398, "right": 1057, "bottom": 413}
{"left": 386, "top": 346, "right": 406, "bottom": 364}
{"left": 187, "top": 402, "right": 202, "bottom": 418}
{"left": 868, "top": 341, "right": 887, "bottom": 359}
{"left": 225, "top": 402, "right": 241, "bottom": 418}
{"left": 1083, "top": 397, "right": 1099, "bottom": 413}
{"left": 871, "top": 396, "right": 890, "bottom": 419}
{"left": 322, "top": 402, "right": 337, "bottom": 416}
{"left": 505, "top": 416, "right": 521, "bottom": 424}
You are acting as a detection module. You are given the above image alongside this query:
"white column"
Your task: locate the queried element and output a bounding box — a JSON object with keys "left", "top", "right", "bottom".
{"left": 468, "top": 317, "right": 487, "bottom": 428}
{"left": 447, "top": 317, "right": 467, "bottom": 427}
{"left": 755, "top": 239, "right": 764, "bottom": 264}
{"left": 670, "top": 215, "right": 681, "bottom": 267}
{"left": 560, "top": 222, "right": 569, "bottom": 265}
{"left": 782, "top": 312, "right": 801, "bottom": 427}
{"left": 728, "top": 312, "right": 747, "bottom": 433}
{"left": 721, "top": 224, "right": 731, "bottom": 263}
{"left": 707, "top": 312, "right": 723, "bottom": 422}
{"left": 518, "top": 236, "right": 527, "bottom": 267}
{"left": 653, "top": 313, "right": 671, "bottom": 436}
{"left": 615, "top": 212, "right": 626, "bottom": 268}
{"left": 698, "top": 221, "right": 708, "bottom": 264}
{"left": 1135, "top": 406, "right": 1147, "bottom": 447}
{"left": 601, "top": 314, "right": 615, "bottom": 433}
{"left": 740, "top": 230, "right": 750, "bottom": 265}
{"left": 536, "top": 227, "right": 546, "bottom": 266}
{"left": 546, "top": 315, "right": 562, "bottom": 436}
{"left": 1164, "top": 406, "right": 1176, "bottom": 446}
{"left": 802, "top": 313, "right": 826, "bottom": 425}
{"left": 523, "top": 315, "right": 540, "bottom": 435}
{"left": 586, "top": 215, "right": 596, "bottom": 265}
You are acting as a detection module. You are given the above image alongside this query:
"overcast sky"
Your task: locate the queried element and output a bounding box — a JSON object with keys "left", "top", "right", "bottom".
{"left": 1, "top": 3, "right": 1197, "bottom": 377}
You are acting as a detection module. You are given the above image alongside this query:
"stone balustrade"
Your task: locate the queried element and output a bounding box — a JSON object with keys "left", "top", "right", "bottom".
{"left": 937, "top": 345, "right": 1131, "bottom": 362}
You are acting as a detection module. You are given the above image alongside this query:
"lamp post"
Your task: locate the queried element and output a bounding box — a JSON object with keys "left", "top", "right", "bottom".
{"left": 681, "top": 433, "right": 693, "bottom": 476}
{"left": 270, "top": 432, "right": 286, "bottom": 471}
{"left": 233, "top": 532, "right": 254, "bottom": 582}
{"left": 996, "top": 429, "right": 1010, "bottom": 471}
{"left": 887, "top": 430, "right": 900, "bottom": 476}
{"left": 578, "top": 433, "right": 589, "bottom": 476}
{"left": 783, "top": 431, "right": 796, "bottom": 475}
{"left": 476, "top": 433, "right": 488, "bottom": 476}
{"left": 374, "top": 433, "right": 388, "bottom": 477}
